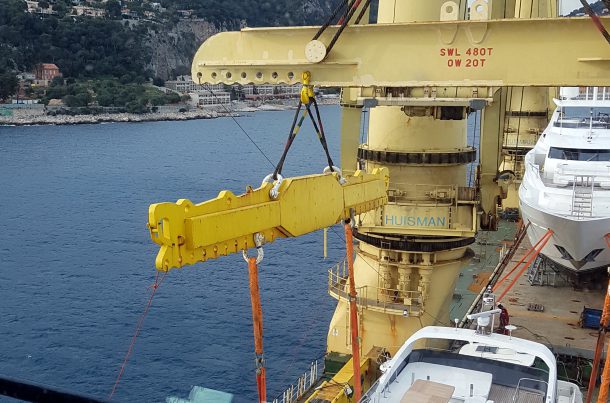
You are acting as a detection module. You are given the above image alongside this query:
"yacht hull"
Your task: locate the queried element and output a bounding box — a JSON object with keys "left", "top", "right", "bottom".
{"left": 519, "top": 198, "right": 610, "bottom": 273}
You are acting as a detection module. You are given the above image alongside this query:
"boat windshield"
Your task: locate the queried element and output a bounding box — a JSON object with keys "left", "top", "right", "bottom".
{"left": 554, "top": 107, "right": 610, "bottom": 129}
{"left": 548, "top": 147, "right": 610, "bottom": 162}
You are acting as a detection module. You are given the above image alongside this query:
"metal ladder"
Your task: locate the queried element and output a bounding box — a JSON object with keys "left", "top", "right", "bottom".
{"left": 527, "top": 255, "right": 544, "bottom": 285}
{"left": 571, "top": 175, "right": 594, "bottom": 218}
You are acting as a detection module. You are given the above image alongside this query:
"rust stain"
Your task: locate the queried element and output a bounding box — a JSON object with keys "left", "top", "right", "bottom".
{"left": 468, "top": 271, "right": 492, "bottom": 293}
{"left": 388, "top": 315, "right": 396, "bottom": 335}
{"left": 388, "top": 315, "right": 397, "bottom": 349}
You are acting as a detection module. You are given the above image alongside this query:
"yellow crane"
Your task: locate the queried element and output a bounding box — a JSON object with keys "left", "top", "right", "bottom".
{"left": 148, "top": 1, "right": 610, "bottom": 401}
{"left": 148, "top": 167, "right": 389, "bottom": 271}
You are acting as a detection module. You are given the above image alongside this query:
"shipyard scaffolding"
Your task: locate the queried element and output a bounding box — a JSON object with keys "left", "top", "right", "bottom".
{"left": 148, "top": 0, "right": 610, "bottom": 401}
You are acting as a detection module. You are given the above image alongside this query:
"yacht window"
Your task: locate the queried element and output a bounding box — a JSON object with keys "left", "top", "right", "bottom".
{"left": 548, "top": 147, "right": 610, "bottom": 162}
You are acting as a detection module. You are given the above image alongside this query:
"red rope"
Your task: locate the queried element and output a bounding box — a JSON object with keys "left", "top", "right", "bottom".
{"left": 108, "top": 271, "right": 167, "bottom": 400}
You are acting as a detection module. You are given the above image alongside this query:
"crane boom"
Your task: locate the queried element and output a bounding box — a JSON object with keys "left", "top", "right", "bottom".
{"left": 192, "top": 17, "right": 610, "bottom": 88}
{"left": 148, "top": 168, "right": 389, "bottom": 271}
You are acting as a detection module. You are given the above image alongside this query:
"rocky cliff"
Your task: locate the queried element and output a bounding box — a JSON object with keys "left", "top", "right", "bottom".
{"left": 145, "top": 19, "right": 220, "bottom": 81}
{"left": 145, "top": 0, "right": 337, "bottom": 80}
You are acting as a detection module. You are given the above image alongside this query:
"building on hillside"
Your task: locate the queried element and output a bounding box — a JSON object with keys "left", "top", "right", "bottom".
{"left": 25, "top": 1, "right": 39, "bottom": 13}
{"left": 176, "top": 9, "right": 194, "bottom": 18}
{"left": 241, "top": 85, "right": 272, "bottom": 100}
{"left": 195, "top": 90, "right": 231, "bottom": 107}
{"left": 72, "top": 5, "right": 106, "bottom": 17}
{"left": 255, "top": 85, "right": 275, "bottom": 97}
{"left": 276, "top": 85, "right": 301, "bottom": 98}
{"left": 239, "top": 84, "right": 300, "bottom": 100}
{"left": 25, "top": 1, "right": 58, "bottom": 15}
{"left": 34, "top": 63, "right": 61, "bottom": 87}
{"left": 149, "top": 2, "right": 164, "bottom": 11}
{"left": 11, "top": 98, "right": 39, "bottom": 105}
{"left": 17, "top": 72, "right": 36, "bottom": 81}
{"left": 165, "top": 76, "right": 225, "bottom": 94}
{"left": 121, "top": 8, "right": 139, "bottom": 19}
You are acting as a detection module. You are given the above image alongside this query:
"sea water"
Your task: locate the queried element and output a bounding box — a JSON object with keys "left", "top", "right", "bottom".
{"left": 0, "top": 106, "right": 476, "bottom": 402}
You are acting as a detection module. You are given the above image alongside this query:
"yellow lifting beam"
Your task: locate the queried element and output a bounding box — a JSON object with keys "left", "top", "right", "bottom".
{"left": 193, "top": 17, "right": 610, "bottom": 88}
{"left": 148, "top": 168, "right": 389, "bottom": 271}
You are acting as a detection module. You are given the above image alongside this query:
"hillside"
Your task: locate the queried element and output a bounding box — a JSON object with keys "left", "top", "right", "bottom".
{"left": 158, "top": 0, "right": 337, "bottom": 28}
{"left": 568, "top": 0, "right": 609, "bottom": 16}
{"left": 0, "top": 0, "right": 339, "bottom": 82}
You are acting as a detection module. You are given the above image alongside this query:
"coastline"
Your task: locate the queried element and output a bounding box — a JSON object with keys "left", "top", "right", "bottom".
{"left": 0, "top": 110, "right": 227, "bottom": 127}
{"left": 0, "top": 98, "right": 340, "bottom": 127}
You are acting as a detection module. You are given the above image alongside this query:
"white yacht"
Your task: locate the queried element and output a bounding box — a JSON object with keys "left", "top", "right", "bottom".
{"left": 519, "top": 87, "right": 610, "bottom": 273}
{"left": 361, "top": 309, "right": 582, "bottom": 403}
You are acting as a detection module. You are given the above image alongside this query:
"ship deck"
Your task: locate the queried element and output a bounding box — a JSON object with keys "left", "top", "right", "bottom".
{"left": 497, "top": 237, "right": 607, "bottom": 360}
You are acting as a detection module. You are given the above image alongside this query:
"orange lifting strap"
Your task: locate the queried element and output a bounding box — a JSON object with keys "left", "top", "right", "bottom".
{"left": 586, "top": 237, "right": 610, "bottom": 403}
{"left": 247, "top": 256, "right": 267, "bottom": 403}
{"left": 344, "top": 220, "right": 362, "bottom": 401}
{"left": 586, "top": 278, "right": 610, "bottom": 403}
{"left": 597, "top": 285, "right": 610, "bottom": 403}
{"left": 493, "top": 228, "right": 553, "bottom": 302}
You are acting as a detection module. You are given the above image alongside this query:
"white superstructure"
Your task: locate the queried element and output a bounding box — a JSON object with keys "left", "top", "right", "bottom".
{"left": 360, "top": 309, "right": 582, "bottom": 403}
{"left": 519, "top": 88, "right": 610, "bottom": 273}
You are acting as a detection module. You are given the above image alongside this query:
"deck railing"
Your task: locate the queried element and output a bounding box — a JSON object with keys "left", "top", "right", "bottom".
{"left": 386, "top": 184, "right": 477, "bottom": 205}
{"left": 328, "top": 261, "right": 423, "bottom": 316}
{"left": 271, "top": 359, "right": 323, "bottom": 403}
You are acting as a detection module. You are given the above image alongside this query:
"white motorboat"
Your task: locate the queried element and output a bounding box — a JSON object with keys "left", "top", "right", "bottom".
{"left": 519, "top": 88, "right": 610, "bottom": 273}
{"left": 361, "top": 309, "right": 582, "bottom": 403}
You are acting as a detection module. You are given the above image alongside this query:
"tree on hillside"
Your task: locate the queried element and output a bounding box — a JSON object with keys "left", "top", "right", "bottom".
{"left": 50, "top": 76, "right": 64, "bottom": 87}
{"left": 105, "top": 0, "right": 122, "bottom": 19}
{"left": 0, "top": 71, "right": 18, "bottom": 101}
{"left": 53, "top": 2, "right": 68, "bottom": 17}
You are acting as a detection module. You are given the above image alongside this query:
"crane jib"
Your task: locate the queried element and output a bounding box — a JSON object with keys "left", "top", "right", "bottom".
{"left": 148, "top": 168, "right": 389, "bottom": 271}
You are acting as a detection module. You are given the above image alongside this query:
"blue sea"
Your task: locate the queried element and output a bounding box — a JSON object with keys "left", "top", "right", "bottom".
{"left": 0, "top": 106, "right": 478, "bottom": 402}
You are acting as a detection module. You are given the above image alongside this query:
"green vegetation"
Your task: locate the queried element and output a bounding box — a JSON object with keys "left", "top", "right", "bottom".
{"left": 0, "top": 0, "right": 149, "bottom": 80}
{"left": 0, "top": 68, "right": 19, "bottom": 101}
{"left": 0, "top": 0, "right": 337, "bottom": 80}
{"left": 0, "top": 0, "right": 339, "bottom": 107}
{"left": 158, "top": 0, "right": 335, "bottom": 27}
{"left": 43, "top": 79, "right": 181, "bottom": 113}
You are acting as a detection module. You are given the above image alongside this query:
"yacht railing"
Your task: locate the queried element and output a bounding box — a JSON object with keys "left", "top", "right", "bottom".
{"left": 511, "top": 378, "right": 548, "bottom": 403}
{"left": 553, "top": 118, "right": 610, "bottom": 129}
{"left": 526, "top": 159, "right": 610, "bottom": 190}
{"left": 555, "top": 163, "right": 610, "bottom": 178}
{"left": 578, "top": 86, "right": 610, "bottom": 101}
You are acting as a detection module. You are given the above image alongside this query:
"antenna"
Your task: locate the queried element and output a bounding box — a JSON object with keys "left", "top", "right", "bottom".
{"left": 505, "top": 325, "right": 517, "bottom": 340}
{"left": 468, "top": 309, "right": 501, "bottom": 335}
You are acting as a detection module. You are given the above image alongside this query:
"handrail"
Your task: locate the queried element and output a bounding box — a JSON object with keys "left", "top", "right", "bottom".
{"left": 271, "top": 358, "right": 324, "bottom": 403}
{"left": 386, "top": 183, "right": 477, "bottom": 204}
{"left": 328, "top": 262, "right": 423, "bottom": 316}
{"left": 512, "top": 377, "right": 548, "bottom": 403}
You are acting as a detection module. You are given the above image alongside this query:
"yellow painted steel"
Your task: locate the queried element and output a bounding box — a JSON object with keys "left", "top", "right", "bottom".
{"left": 148, "top": 168, "right": 389, "bottom": 271}
{"left": 479, "top": 88, "right": 508, "bottom": 223}
{"left": 305, "top": 350, "right": 377, "bottom": 403}
{"left": 192, "top": 17, "right": 610, "bottom": 88}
